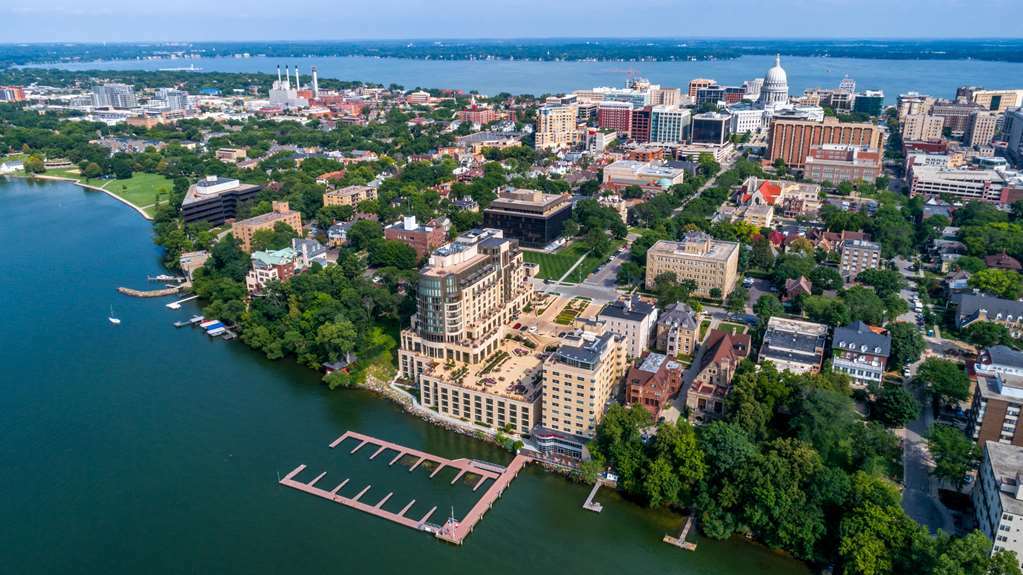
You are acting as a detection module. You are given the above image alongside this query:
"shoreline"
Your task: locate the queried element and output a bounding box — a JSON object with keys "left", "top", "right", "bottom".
{"left": 28, "top": 174, "right": 154, "bottom": 221}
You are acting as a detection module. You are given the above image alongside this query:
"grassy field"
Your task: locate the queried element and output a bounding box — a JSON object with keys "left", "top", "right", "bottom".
{"left": 698, "top": 319, "right": 712, "bottom": 340}
{"left": 100, "top": 173, "right": 173, "bottom": 216}
{"left": 522, "top": 240, "right": 624, "bottom": 284}
{"left": 716, "top": 322, "right": 748, "bottom": 335}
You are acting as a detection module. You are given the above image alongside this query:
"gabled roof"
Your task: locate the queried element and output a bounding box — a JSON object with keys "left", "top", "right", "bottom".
{"left": 698, "top": 330, "right": 751, "bottom": 373}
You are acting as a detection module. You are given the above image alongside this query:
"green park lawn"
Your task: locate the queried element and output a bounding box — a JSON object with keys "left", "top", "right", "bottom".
{"left": 522, "top": 240, "right": 623, "bottom": 283}
{"left": 100, "top": 173, "right": 173, "bottom": 215}
{"left": 716, "top": 322, "right": 748, "bottom": 335}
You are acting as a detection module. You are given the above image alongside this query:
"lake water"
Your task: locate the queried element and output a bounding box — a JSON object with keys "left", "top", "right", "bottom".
{"left": 0, "top": 176, "right": 808, "bottom": 573}
{"left": 39, "top": 54, "right": 1023, "bottom": 102}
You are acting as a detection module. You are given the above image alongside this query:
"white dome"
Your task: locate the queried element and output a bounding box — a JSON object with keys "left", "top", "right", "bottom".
{"left": 765, "top": 54, "right": 787, "bottom": 85}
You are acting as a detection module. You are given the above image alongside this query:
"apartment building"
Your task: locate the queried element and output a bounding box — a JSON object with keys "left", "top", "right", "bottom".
{"left": 597, "top": 295, "right": 659, "bottom": 359}
{"left": 535, "top": 104, "right": 579, "bottom": 151}
{"left": 541, "top": 326, "right": 627, "bottom": 443}
{"left": 597, "top": 101, "right": 633, "bottom": 137}
{"left": 644, "top": 233, "right": 740, "bottom": 298}
{"left": 831, "top": 321, "right": 891, "bottom": 387}
{"left": 399, "top": 229, "right": 537, "bottom": 434}
{"left": 245, "top": 247, "right": 298, "bottom": 294}
{"left": 482, "top": 187, "right": 573, "bottom": 248}
{"left": 231, "top": 201, "right": 303, "bottom": 252}
{"left": 758, "top": 316, "right": 828, "bottom": 374}
{"left": 902, "top": 113, "right": 944, "bottom": 142}
{"left": 1005, "top": 109, "right": 1023, "bottom": 168}
{"left": 626, "top": 352, "right": 684, "bottom": 419}
{"left": 965, "top": 111, "right": 1001, "bottom": 148}
{"left": 655, "top": 301, "right": 701, "bottom": 357}
{"left": 383, "top": 215, "right": 448, "bottom": 259}
{"left": 323, "top": 184, "right": 377, "bottom": 208}
{"left": 897, "top": 92, "right": 934, "bottom": 120}
{"left": 840, "top": 239, "right": 882, "bottom": 282}
{"left": 687, "top": 329, "right": 751, "bottom": 422}
{"left": 969, "top": 346, "right": 1023, "bottom": 448}
{"left": 953, "top": 293, "right": 1023, "bottom": 338}
{"left": 804, "top": 144, "right": 883, "bottom": 184}
{"left": 973, "top": 441, "right": 1023, "bottom": 565}
{"left": 768, "top": 116, "right": 883, "bottom": 169}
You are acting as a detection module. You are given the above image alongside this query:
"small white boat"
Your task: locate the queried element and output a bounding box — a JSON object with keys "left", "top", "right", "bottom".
{"left": 108, "top": 305, "right": 121, "bottom": 325}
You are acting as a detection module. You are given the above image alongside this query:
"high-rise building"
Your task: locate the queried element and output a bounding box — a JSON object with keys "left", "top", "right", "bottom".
{"left": 971, "top": 89, "right": 1023, "bottom": 112}
{"left": 898, "top": 92, "right": 934, "bottom": 120}
{"left": 840, "top": 239, "right": 882, "bottom": 282}
{"left": 691, "top": 112, "right": 732, "bottom": 145}
{"left": 157, "top": 88, "right": 190, "bottom": 110}
{"left": 482, "top": 187, "right": 573, "bottom": 248}
{"left": 534, "top": 104, "right": 578, "bottom": 150}
{"left": 645, "top": 233, "right": 740, "bottom": 298}
{"left": 757, "top": 55, "right": 789, "bottom": 106}
{"left": 541, "top": 326, "right": 627, "bottom": 440}
{"left": 92, "top": 83, "right": 137, "bottom": 109}
{"left": 853, "top": 90, "right": 885, "bottom": 117}
{"left": 649, "top": 105, "right": 691, "bottom": 143}
{"left": 597, "top": 295, "right": 659, "bottom": 359}
{"left": 399, "top": 229, "right": 538, "bottom": 434}
{"left": 767, "top": 116, "right": 883, "bottom": 169}
{"left": 931, "top": 100, "right": 983, "bottom": 136}
{"left": 965, "top": 110, "right": 1001, "bottom": 148}
{"left": 597, "top": 101, "right": 633, "bottom": 137}
{"left": 650, "top": 87, "right": 681, "bottom": 107}
{"left": 902, "top": 113, "right": 945, "bottom": 142}
{"left": 973, "top": 441, "right": 1023, "bottom": 562}
{"left": 630, "top": 106, "right": 652, "bottom": 143}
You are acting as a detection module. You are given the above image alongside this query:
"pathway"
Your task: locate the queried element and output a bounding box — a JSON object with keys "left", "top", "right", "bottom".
{"left": 901, "top": 364, "right": 956, "bottom": 534}
{"left": 556, "top": 250, "right": 591, "bottom": 284}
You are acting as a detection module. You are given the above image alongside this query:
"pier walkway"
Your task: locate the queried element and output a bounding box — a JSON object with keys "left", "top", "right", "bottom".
{"left": 279, "top": 430, "right": 530, "bottom": 545}
{"left": 582, "top": 481, "right": 604, "bottom": 513}
{"left": 663, "top": 515, "right": 698, "bottom": 551}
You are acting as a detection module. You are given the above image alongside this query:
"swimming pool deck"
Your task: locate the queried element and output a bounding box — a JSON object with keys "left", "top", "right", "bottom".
{"left": 279, "top": 430, "right": 530, "bottom": 545}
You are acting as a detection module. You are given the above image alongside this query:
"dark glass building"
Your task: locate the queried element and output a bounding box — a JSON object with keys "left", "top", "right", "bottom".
{"left": 482, "top": 187, "right": 573, "bottom": 248}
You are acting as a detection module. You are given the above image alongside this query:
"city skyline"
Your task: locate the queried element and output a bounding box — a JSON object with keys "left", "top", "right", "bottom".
{"left": 2, "top": 0, "right": 1021, "bottom": 43}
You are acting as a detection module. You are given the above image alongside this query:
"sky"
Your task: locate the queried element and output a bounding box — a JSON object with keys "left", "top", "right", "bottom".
{"left": 2, "top": 0, "right": 1021, "bottom": 43}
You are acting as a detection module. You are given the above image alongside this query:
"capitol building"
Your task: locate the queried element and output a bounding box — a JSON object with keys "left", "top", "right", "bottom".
{"left": 757, "top": 54, "right": 790, "bottom": 107}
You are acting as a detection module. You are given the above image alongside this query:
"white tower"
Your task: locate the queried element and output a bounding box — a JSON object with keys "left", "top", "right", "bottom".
{"left": 757, "top": 54, "right": 789, "bottom": 107}
{"left": 312, "top": 66, "right": 319, "bottom": 99}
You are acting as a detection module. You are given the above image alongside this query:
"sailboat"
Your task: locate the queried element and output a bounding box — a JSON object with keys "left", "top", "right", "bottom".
{"left": 108, "top": 305, "right": 121, "bottom": 325}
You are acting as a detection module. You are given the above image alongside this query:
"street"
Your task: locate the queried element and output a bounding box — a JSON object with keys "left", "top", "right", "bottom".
{"left": 901, "top": 359, "right": 956, "bottom": 534}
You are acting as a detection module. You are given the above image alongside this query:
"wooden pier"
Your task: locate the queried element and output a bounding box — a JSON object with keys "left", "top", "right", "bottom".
{"left": 280, "top": 430, "right": 530, "bottom": 545}
{"left": 582, "top": 481, "right": 604, "bottom": 513}
{"left": 663, "top": 515, "right": 698, "bottom": 551}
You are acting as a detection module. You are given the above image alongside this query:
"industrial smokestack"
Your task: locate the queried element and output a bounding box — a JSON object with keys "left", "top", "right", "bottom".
{"left": 312, "top": 66, "right": 319, "bottom": 99}
{"left": 285, "top": 65, "right": 291, "bottom": 89}
{"left": 295, "top": 65, "right": 301, "bottom": 91}
{"left": 277, "top": 65, "right": 282, "bottom": 84}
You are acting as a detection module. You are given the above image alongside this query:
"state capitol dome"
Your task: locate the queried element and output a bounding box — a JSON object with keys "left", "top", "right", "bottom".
{"left": 758, "top": 54, "right": 789, "bottom": 106}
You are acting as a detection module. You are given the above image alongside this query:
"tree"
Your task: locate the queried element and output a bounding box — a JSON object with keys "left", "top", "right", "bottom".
{"left": 964, "top": 321, "right": 1014, "bottom": 348}
{"left": 581, "top": 227, "right": 612, "bottom": 259}
{"left": 809, "top": 266, "right": 844, "bottom": 292}
{"left": 725, "top": 286, "right": 748, "bottom": 313}
{"left": 751, "top": 236, "right": 775, "bottom": 270}
{"left": 843, "top": 285, "right": 888, "bottom": 325}
{"left": 802, "top": 295, "right": 851, "bottom": 326}
{"left": 367, "top": 238, "right": 418, "bottom": 269}
{"left": 887, "top": 322, "right": 926, "bottom": 369}
{"left": 250, "top": 222, "right": 299, "bottom": 252}
{"left": 709, "top": 287, "right": 722, "bottom": 300}
{"left": 915, "top": 358, "right": 970, "bottom": 407}
{"left": 23, "top": 154, "right": 45, "bottom": 173}
{"left": 871, "top": 384, "right": 920, "bottom": 428}
{"left": 969, "top": 268, "right": 1023, "bottom": 299}
{"left": 347, "top": 220, "right": 383, "bottom": 251}
{"left": 589, "top": 404, "right": 653, "bottom": 497}
{"left": 927, "top": 424, "right": 981, "bottom": 490}
{"left": 562, "top": 219, "right": 580, "bottom": 238}
{"left": 82, "top": 161, "right": 102, "bottom": 179}
{"left": 931, "top": 530, "right": 1023, "bottom": 575}
{"left": 754, "top": 294, "right": 784, "bottom": 323}
{"left": 857, "top": 269, "right": 907, "bottom": 299}
{"left": 643, "top": 420, "right": 705, "bottom": 508}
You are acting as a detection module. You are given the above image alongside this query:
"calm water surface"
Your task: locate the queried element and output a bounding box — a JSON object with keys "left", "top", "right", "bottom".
{"left": 38, "top": 54, "right": 1023, "bottom": 102}
{"left": 0, "top": 176, "right": 808, "bottom": 573}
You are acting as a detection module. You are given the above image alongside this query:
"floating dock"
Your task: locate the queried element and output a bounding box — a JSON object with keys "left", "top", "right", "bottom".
{"left": 582, "top": 481, "right": 604, "bottom": 513}
{"left": 166, "top": 295, "right": 198, "bottom": 309}
{"left": 663, "top": 515, "right": 698, "bottom": 551}
{"left": 280, "top": 430, "right": 530, "bottom": 545}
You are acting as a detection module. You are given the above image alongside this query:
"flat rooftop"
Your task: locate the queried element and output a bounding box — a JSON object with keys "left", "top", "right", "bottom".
{"left": 426, "top": 334, "right": 556, "bottom": 402}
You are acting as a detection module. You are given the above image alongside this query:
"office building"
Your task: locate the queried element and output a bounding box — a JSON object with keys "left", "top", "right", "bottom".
{"left": 831, "top": 321, "right": 891, "bottom": 387}
{"left": 973, "top": 441, "right": 1023, "bottom": 564}
{"left": 180, "top": 176, "right": 262, "bottom": 226}
{"left": 92, "top": 83, "right": 137, "bottom": 109}
{"left": 688, "top": 78, "right": 716, "bottom": 98}
{"left": 768, "top": 116, "right": 883, "bottom": 169}
{"left": 1005, "top": 109, "right": 1023, "bottom": 167}
{"left": 729, "top": 105, "right": 767, "bottom": 134}
{"left": 758, "top": 317, "right": 828, "bottom": 374}
{"left": 898, "top": 92, "right": 934, "bottom": 120}
{"left": 482, "top": 187, "right": 573, "bottom": 248}
{"left": 399, "top": 229, "right": 537, "bottom": 434}
{"left": 630, "top": 106, "right": 653, "bottom": 143}
{"left": 323, "top": 185, "right": 377, "bottom": 208}
{"left": 902, "top": 113, "right": 944, "bottom": 142}
{"left": 971, "top": 89, "right": 1023, "bottom": 112}
{"left": 535, "top": 104, "right": 579, "bottom": 150}
{"left": 644, "top": 233, "right": 740, "bottom": 298}
{"left": 649, "top": 105, "right": 691, "bottom": 144}
{"left": 687, "top": 329, "right": 751, "bottom": 422}
{"left": 597, "top": 295, "right": 659, "bottom": 358}
{"left": 626, "top": 353, "right": 684, "bottom": 419}
{"left": 965, "top": 111, "right": 1001, "bottom": 148}
{"left": 232, "top": 201, "right": 303, "bottom": 252}
{"left": 384, "top": 215, "right": 448, "bottom": 259}
{"left": 840, "top": 239, "right": 882, "bottom": 282}
{"left": 931, "top": 100, "right": 983, "bottom": 136}
{"left": 691, "top": 112, "right": 732, "bottom": 145}
{"left": 853, "top": 90, "right": 885, "bottom": 117}
{"left": 541, "top": 326, "right": 627, "bottom": 441}
{"left": 804, "top": 144, "right": 883, "bottom": 183}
